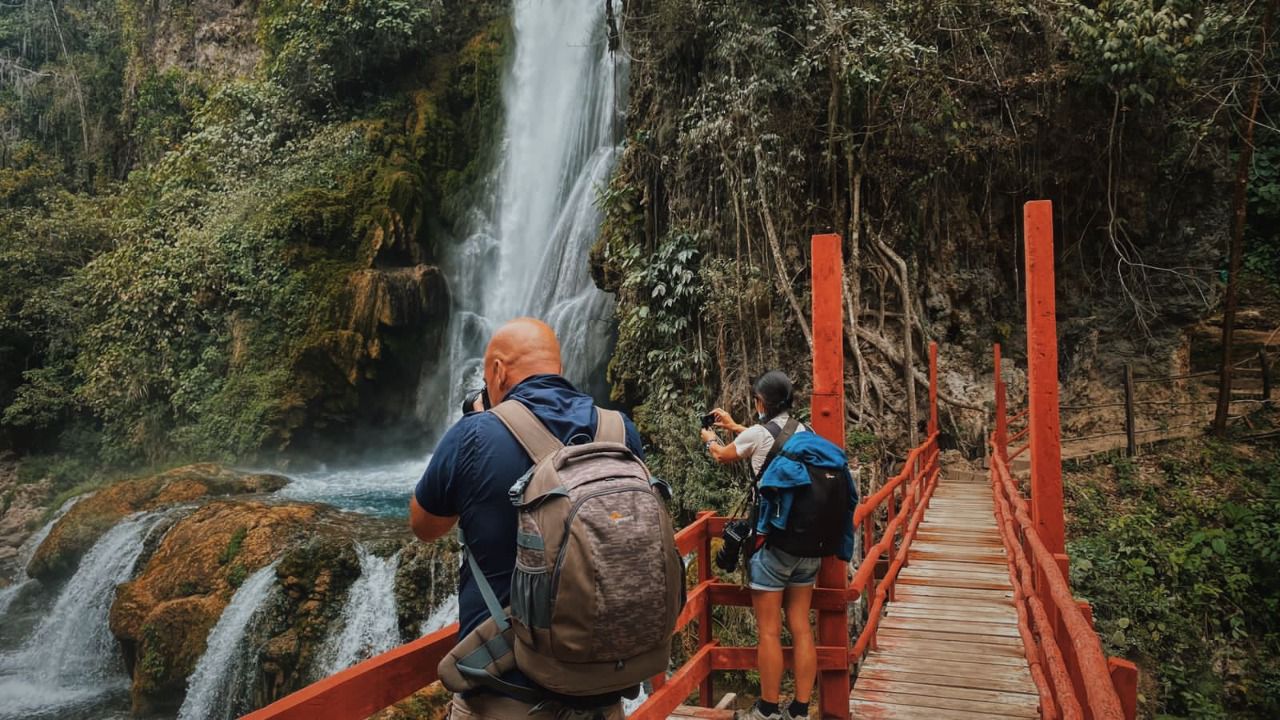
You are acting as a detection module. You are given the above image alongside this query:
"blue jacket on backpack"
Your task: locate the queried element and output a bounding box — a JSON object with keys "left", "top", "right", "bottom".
{"left": 756, "top": 432, "right": 858, "bottom": 561}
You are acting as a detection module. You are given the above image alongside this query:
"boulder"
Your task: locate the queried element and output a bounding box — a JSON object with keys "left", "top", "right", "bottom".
{"left": 27, "top": 464, "right": 287, "bottom": 582}
{"left": 110, "top": 500, "right": 320, "bottom": 715}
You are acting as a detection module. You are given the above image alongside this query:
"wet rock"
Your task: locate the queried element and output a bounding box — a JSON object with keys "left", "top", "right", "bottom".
{"left": 110, "top": 500, "right": 317, "bottom": 715}
{"left": 27, "top": 464, "right": 287, "bottom": 582}
{"left": 396, "top": 538, "right": 459, "bottom": 637}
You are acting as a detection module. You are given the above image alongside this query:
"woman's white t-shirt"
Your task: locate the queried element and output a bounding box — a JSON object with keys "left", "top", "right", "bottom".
{"left": 732, "top": 412, "right": 808, "bottom": 477}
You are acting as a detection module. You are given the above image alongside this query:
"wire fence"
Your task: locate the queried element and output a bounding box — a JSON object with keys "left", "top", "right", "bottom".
{"left": 1056, "top": 350, "right": 1273, "bottom": 457}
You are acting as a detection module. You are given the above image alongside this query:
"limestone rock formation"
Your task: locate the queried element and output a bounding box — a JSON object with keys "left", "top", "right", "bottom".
{"left": 27, "top": 464, "right": 287, "bottom": 582}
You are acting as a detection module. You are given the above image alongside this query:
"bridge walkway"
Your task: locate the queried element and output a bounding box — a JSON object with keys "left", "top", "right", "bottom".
{"left": 851, "top": 466, "right": 1040, "bottom": 719}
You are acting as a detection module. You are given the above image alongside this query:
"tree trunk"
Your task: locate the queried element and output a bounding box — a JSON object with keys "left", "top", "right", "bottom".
{"left": 1215, "top": 0, "right": 1275, "bottom": 436}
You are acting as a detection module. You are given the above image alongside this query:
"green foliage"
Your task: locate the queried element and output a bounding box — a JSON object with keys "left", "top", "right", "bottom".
{"left": 1067, "top": 440, "right": 1280, "bottom": 717}
{"left": 227, "top": 562, "right": 248, "bottom": 589}
{"left": 220, "top": 526, "right": 249, "bottom": 566}
{"left": 259, "top": 0, "right": 443, "bottom": 107}
{"left": 610, "top": 229, "right": 708, "bottom": 405}
{"left": 1062, "top": 1, "right": 1222, "bottom": 105}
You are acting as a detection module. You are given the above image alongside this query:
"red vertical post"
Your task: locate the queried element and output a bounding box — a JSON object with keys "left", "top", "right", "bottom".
{"left": 928, "top": 342, "right": 939, "bottom": 437}
{"left": 1108, "top": 657, "right": 1140, "bottom": 720}
{"left": 697, "top": 511, "right": 714, "bottom": 706}
{"left": 811, "top": 233, "right": 849, "bottom": 719}
{"left": 1023, "top": 201, "right": 1066, "bottom": 556}
{"left": 994, "top": 344, "right": 1008, "bottom": 465}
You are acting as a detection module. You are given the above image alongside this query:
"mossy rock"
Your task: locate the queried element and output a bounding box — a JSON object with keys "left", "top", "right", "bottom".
{"left": 395, "top": 537, "right": 459, "bottom": 637}
{"left": 27, "top": 464, "right": 287, "bottom": 582}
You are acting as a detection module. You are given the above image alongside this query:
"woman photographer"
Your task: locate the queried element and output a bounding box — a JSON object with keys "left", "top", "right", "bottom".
{"left": 700, "top": 371, "right": 815, "bottom": 720}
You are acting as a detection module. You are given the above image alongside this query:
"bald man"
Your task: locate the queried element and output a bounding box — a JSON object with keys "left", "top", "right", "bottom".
{"left": 410, "top": 318, "right": 644, "bottom": 719}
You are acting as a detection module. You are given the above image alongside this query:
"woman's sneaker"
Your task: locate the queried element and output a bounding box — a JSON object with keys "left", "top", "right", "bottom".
{"left": 744, "top": 701, "right": 782, "bottom": 720}
{"left": 783, "top": 701, "right": 809, "bottom": 720}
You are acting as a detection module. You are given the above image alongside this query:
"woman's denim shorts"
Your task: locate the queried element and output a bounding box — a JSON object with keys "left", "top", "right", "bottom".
{"left": 748, "top": 544, "right": 821, "bottom": 592}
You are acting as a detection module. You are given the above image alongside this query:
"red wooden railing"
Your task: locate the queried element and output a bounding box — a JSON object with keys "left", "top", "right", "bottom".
{"left": 984, "top": 201, "right": 1139, "bottom": 720}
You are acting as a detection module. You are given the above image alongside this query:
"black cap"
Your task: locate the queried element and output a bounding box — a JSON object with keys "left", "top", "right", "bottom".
{"left": 753, "top": 370, "right": 794, "bottom": 417}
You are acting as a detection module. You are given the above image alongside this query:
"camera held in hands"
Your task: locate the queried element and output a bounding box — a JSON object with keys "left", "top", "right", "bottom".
{"left": 701, "top": 412, "right": 717, "bottom": 429}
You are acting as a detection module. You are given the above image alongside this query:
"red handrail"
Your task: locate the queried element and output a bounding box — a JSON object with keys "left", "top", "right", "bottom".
{"left": 240, "top": 625, "right": 457, "bottom": 720}
{"left": 993, "top": 345, "right": 1138, "bottom": 720}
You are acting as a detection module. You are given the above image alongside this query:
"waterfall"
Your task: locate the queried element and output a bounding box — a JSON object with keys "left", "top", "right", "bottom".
{"left": 420, "top": 593, "right": 458, "bottom": 635}
{"left": 0, "top": 496, "right": 84, "bottom": 617}
{"left": 318, "top": 547, "right": 401, "bottom": 676}
{"left": 176, "top": 562, "right": 280, "bottom": 720}
{"left": 0, "top": 512, "right": 161, "bottom": 717}
{"left": 420, "top": 0, "right": 628, "bottom": 422}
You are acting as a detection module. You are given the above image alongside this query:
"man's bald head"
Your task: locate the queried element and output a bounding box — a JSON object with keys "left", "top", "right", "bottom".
{"left": 483, "top": 318, "right": 563, "bottom": 404}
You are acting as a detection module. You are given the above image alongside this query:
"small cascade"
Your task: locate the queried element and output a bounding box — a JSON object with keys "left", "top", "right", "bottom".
{"left": 319, "top": 546, "right": 402, "bottom": 676}
{"left": 0, "top": 496, "right": 84, "bottom": 617}
{"left": 0, "top": 512, "right": 162, "bottom": 717}
{"left": 177, "top": 562, "right": 281, "bottom": 720}
{"left": 420, "top": 593, "right": 458, "bottom": 636}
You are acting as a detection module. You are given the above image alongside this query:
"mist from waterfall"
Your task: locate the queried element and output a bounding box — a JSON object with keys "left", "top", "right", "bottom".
{"left": 419, "top": 0, "right": 628, "bottom": 425}
{"left": 177, "top": 562, "right": 280, "bottom": 720}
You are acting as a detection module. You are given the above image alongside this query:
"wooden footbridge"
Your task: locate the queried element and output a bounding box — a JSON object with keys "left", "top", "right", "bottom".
{"left": 242, "top": 201, "right": 1138, "bottom": 720}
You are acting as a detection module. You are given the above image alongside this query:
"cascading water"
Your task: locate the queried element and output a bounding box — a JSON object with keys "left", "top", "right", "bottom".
{"left": 420, "top": 0, "right": 628, "bottom": 422}
{"left": 0, "top": 496, "right": 84, "bottom": 618}
{"left": 318, "top": 547, "right": 402, "bottom": 676}
{"left": 0, "top": 512, "right": 162, "bottom": 719}
{"left": 176, "top": 562, "right": 281, "bottom": 720}
{"left": 420, "top": 593, "right": 459, "bottom": 636}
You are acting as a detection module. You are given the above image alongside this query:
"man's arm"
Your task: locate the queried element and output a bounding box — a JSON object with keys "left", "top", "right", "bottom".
{"left": 409, "top": 496, "right": 457, "bottom": 541}
{"left": 411, "top": 419, "right": 470, "bottom": 541}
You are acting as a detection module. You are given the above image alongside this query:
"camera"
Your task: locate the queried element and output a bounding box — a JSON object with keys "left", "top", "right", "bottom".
{"left": 461, "top": 386, "right": 491, "bottom": 416}
{"left": 700, "top": 412, "right": 717, "bottom": 429}
{"left": 715, "top": 519, "right": 751, "bottom": 573}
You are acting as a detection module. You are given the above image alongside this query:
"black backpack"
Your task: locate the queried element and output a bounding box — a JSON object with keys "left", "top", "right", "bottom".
{"left": 757, "top": 421, "right": 852, "bottom": 558}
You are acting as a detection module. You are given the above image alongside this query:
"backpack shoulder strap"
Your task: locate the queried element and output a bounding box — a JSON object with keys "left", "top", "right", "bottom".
{"left": 594, "top": 408, "right": 626, "bottom": 444}
{"left": 757, "top": 417, "right": 802, "bottom": 481}
{"left": 491, "top": 400, "right": 564, "bottom": 463}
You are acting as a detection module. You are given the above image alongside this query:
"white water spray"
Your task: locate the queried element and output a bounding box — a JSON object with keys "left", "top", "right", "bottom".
{"left": 421, "top": 0, "right": 628, "bottom": 421}
{"left": 0, "top": 496, "right": 84, "bottom": 618}
{"left": 319, "top": 547, "right": 402, "bottom": 676}
{"left": 177, "top": 562, "right": 281, "bottom": 720}
{"left": 0, "top": 512, "right": 162, "bottom": 717}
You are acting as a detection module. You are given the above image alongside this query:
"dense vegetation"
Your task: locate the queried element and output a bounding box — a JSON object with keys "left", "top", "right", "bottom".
{"left": 0, "top": 0, "right": 507, "bottom": 471}
{"left": 597, "top": 0, "right": 1279, "bottom": 520}
{"left": 1067, "top": 422, "right": 1280, "bottom": 718}
{"left": 1, "top": 1, "right": 1278, "bottom": 716}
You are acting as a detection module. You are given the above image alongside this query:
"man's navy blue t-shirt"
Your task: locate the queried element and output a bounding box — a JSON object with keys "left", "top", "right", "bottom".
{"left": 414, "top": 373, "right": 644, "bottom": 648}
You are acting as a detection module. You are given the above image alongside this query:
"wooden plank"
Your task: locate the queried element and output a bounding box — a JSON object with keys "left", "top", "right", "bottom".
{"left": 851, "top": 689, "right": 1037, "bottom": 718}
{"left": 898, "top": 566, "right": 1012, "bottom": 585}
{"left": 908, "top": 549, "right": 1007, "bottom": 565}
{"left": 892, "top": 584, "right": 1013, "bottom": 602}
{"left": 862, "top": 655, "right": 1032, "bottom": 685}
{"left": 898, "top": 570, "right": 1011, "bottom": 591}
{"left": 668, "top": 705, "right": 735, "bottom": 720}
{"left": 874, "top": 636, "right": 1029, "bottom": 662}
{"left": 857, "top": 667, "right": 1037, "bottom": 695}
{"left": 886, "top": 605, "right": 1018, "bottom": 624}
{"left": 891, "top": 592, "right": 1017, "bottom": 610}
{"left": 880, "top": 616, "right": 1022, "bottom": 638}
{"left": 850, "top": 697, "right": 1021, "bottom": 719}
{"left": 854, "top": 678, "right": 1039, "bottom": 714}
{"left": 876, "top": 626, "right": 1025, "bottom": 648}
{"left": 905, "top": 559, "right": 1010, "bottom": 575}
{"left": 887, "top": 598, "right": 1018, "bottom": 614}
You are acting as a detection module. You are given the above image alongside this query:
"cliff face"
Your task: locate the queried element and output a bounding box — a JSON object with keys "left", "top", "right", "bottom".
{"left": 597, "top": 1, "right": 1274, "bottom": 521}
{"left": 0, "top": 1, "right": 509, "bottom": 463}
